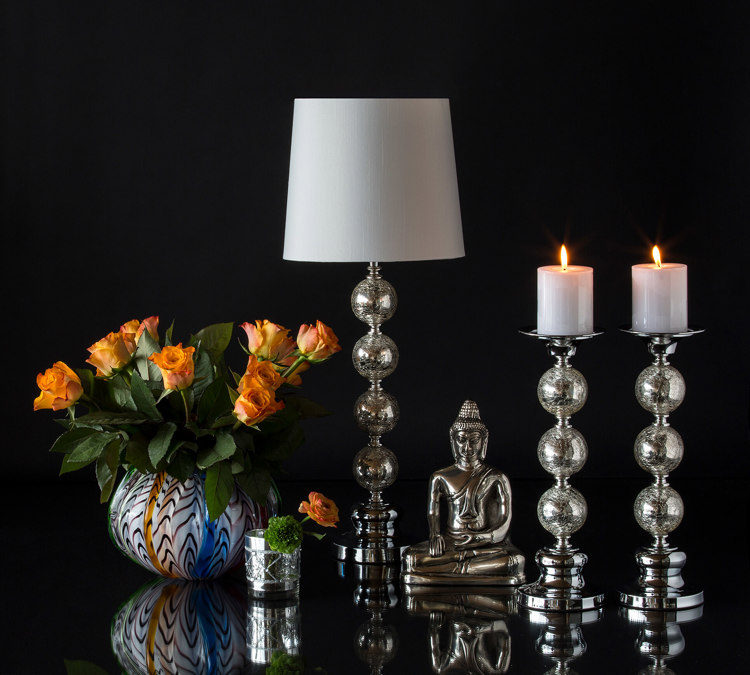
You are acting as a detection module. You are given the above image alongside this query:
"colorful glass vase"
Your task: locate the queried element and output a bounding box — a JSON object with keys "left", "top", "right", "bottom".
{"left": 108, "top": 469, "right": 278, "bottom": 579}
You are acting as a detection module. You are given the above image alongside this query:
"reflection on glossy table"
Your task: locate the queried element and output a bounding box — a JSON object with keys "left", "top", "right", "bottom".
{"left": 1, "top": 477, "right": 746, "bottom": 673}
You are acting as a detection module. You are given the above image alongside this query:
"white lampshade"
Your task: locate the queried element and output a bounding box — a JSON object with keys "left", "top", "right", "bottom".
{"left": 283, "top": 98, "right": 465, "bottom": 262}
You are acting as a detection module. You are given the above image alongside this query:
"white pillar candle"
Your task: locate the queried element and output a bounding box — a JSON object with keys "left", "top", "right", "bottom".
{"left": 632, "top": 247, "right": 687, "bottom": 333}
{"left": 537, "top": 246, "right": 594, "bottom": 336}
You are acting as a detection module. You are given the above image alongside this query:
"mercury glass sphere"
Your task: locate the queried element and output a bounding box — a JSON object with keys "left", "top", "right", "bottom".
{"left": 634, "top": 425, "right": 684, "bottom": 476}
{"left": 354, "top": 618, "right": 398, "bottom": 668}
{"left": 353, "top": 333, "right": 399, "bottom": 380}
{"left": 354, "top": 389, "right": 400, "bottom": 435}
{"left": 351, "top": 277, "right": 397, "bottom": 326}
{"left": 634, "top": 484, "right": 684, "bottom": 536}
{"left": 537, "top": 486, "right": 588, "bottom": 538}
{"left": 537, "top": 366, "right": 588, "bottom": 418}
{"left": 635, "top": 365, "right": 685, "bottom": 416}
{"left": 353, "top": 445, "right": 398, "bottom": 493}
{"left": 537, "top": 426, "right": 588, "bottom": 478}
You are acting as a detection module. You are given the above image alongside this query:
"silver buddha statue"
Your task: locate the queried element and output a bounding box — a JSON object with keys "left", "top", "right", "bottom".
{"left": 402, "top": 401, "right": 525, "bottom": 586}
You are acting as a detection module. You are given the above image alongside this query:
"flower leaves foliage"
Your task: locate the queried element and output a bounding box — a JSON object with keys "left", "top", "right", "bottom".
{"left": 39, "top": 319, "right": 338, "bottom": 520}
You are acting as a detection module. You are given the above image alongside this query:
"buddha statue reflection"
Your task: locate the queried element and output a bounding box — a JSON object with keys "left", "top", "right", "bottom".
{"left": 402, "top": 401, "right": 525, "bottom": 586}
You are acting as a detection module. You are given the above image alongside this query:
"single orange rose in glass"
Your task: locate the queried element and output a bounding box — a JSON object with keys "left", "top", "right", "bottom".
{"left": 233, "top": 380, "right": 285, "bottom": 426}
{"left": 296, "top": 321, "right": 342, "bottom": 362}
{"left": 86, "top": 331, "right": 136, "bottom": 377}
{"left": 34, "top": 361, "right": 83, "bottom": 411}
{"left": 149, "top": 343, "right": 196, "bottom": 390}
{"left": 240, "top": 320, "right": 296, "bottom": 362}
{"left": 298, "top": 491, "right": 339, "bottom": 528}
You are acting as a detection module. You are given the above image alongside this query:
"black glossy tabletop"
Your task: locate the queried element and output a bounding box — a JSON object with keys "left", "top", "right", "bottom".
{"left": 1, "top": 477, "right": 746, "bottom": 674}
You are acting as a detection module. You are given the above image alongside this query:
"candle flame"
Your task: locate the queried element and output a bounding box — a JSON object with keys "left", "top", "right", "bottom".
{"left": 652, "top": 245, "right": 662, "bottom": 268}
{"left": 561, "top": 245, "right": 568, "bottom": 271}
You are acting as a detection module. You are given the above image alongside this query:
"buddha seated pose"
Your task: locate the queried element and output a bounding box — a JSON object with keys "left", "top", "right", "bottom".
{"left": 402, "top": 401, "right": 525, "bottom": 586}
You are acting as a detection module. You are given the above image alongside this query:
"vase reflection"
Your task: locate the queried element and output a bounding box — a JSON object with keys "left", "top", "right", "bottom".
{"left": 525, "top": 607, "right": 601, "bottom": 675}
{"left": 112, "top": 576, "right": 248, "bottom": 674}
{"left": 246, "top": 594, "right": 302, "bottom": 667}
{"left": 621, "top": 606, "right": 702, "bottom": 675}
{"left": 404, "top": 587, "right": 515, "bottom": 674}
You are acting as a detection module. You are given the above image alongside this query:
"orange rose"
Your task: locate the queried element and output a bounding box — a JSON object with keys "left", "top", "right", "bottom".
{"left": 239, "top": 354, "right": 284, "bottom": 392}
{"left": 34, "top": 362, "right": 83, "bottom": 411}
{"left": 296, "top": 321, "right": 341, "bottom": 362}
{"left": 233, "top": 380, "right": 285, "bottom": 426}
{"left": 298, "top": 491, "right": 339, "bottom": 528}
{"left": 120, "top": 315, "right": 159, "bottom": 345}
{"left": 86, "top": 331, "right": 136, "bottom": 377}
{"left": 148, "top": 343, "right": 196, "bottom": 390}
{"left": 240, "top": 320, "right": 295, "bottom": 362}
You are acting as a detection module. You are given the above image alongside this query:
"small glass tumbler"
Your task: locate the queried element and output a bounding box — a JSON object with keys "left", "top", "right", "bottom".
{"left": 245, "top": 529, "right": 301, "bottom": 598}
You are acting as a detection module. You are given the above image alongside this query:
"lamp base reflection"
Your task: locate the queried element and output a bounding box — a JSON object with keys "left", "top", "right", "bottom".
{"left": 525, "top": 607, "right": 602, "bottom": 675}
{"left": 621, "top": 605, "right": 703, "bottom": 675}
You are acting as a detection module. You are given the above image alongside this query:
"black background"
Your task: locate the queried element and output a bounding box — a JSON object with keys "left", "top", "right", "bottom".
{"left": 4, "top": 2, "right": 750, "bottom": 673}
{"left": 8, "top": 1, "right": 748, "bottom": 485}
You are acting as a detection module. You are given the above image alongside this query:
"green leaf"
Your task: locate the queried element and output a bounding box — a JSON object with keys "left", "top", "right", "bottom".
{"left": 130, "top": 371, "right": 163, "bottom": 421}
{"left": 196, "top": 430, "right": 236, "bottom": 469}
{"left": 166, "top": 449, "right": 195, "bottom": 483}
{"left": 132, "top": 330, "right": 162, "bottom": 381}
{"left": 125, "top": 434, "right": 155, "bottom": 474}
{"left": 191, "top": 349, "right": 214, "bottom": 400}
{"left": 236, "top": 468, "right": 271, "bottom": 504}
{"left": 165, "top": 320, "right": 175, "bottom": 345}
{"left": 111, "top": 374, "right": 137, "bottom": 411}
{"left": 205, "top": 460, "right": 235, "bottom": 522}
{"left": 64, "top": 660, "right": 110, "bottom": 675}
{"left": 96, "top": 438, "right": 122, "bottom": 502}
{"left": 211, "top": 414, "right": 238, "bottom": 429}
{"left": 74, "top": 368, "right": 95, "bottom": 398}
{"left": 73, "top": 410, "right": 151, "bottom": 426}
{"left": 59, "top": 430, "right": 119, "bottom": 474}
{"left": 197, "top": 376, "right": 232, "bottom": 425}
{"left": 258, "top": 424, "right": 304, "bottom": 462}
{"left": 283, "top": 394, "right": 333, "bottom": 419}
{"left": 148, "top": 422, "right": 177, "bottom": 467}
{"left": 194, "top": 322, "right": 234, "bottom": 361}
{"left": 50, "top": 427, "right": 99, "bottom": 454}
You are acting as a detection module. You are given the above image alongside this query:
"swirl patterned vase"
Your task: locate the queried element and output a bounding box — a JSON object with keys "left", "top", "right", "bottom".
{"left": 112, "top": 577, "right": 248, "bottom": 674}
{"left": 108, "top": 469, "right": 277, "bottom": 580}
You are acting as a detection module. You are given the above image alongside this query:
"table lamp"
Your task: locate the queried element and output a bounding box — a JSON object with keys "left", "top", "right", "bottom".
{"left": 283, "top": 98, "right": 465, "bottom": 564}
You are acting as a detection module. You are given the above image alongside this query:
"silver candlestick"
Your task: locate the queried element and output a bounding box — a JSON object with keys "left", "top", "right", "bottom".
{"left": 618, "top": 328, "right": 704, "bottom": 610}
{"left": 518, "top": 330, "right": 605, "bottom": 612}
{"left": 335, "top": 263, "right": 403, "bottom": 564}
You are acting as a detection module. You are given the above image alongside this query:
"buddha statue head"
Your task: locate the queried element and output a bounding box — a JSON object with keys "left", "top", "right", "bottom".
{"left": 449, "top": 400, "right": 489, "bottom": 468}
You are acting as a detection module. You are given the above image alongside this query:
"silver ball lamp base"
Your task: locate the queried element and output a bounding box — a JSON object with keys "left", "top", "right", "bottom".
{"left": 518, "top": 330, "right": 605, "bottom": 613}
{"left": 335, "top": 263, "right": 406, "bottom": 564}
{"left": 617, "top": 328, "right": 704, "bottom": 611}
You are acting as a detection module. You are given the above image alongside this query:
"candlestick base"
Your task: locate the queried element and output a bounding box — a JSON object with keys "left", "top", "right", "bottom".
{"left": 518, "top": 547, "right": 604, "bottom": 612}
{"left": 618, "top": 546, "right": 704, "bottom": 610}
{"left": 333, "top": 498, "right": 407, "bottom": 565}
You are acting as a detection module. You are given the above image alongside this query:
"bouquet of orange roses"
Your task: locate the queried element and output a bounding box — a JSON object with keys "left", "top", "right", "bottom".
{"left": 34, "top": 316, "right": 340, "bottom": 520}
